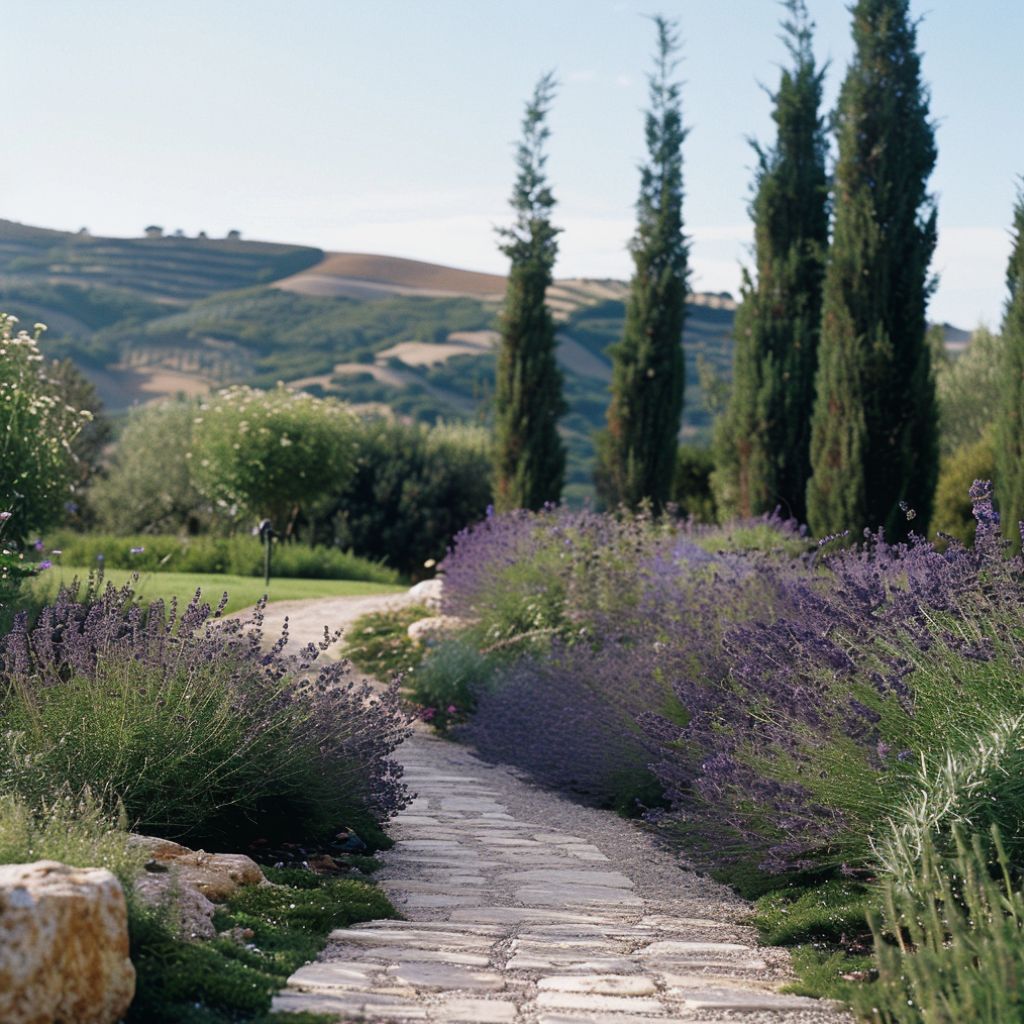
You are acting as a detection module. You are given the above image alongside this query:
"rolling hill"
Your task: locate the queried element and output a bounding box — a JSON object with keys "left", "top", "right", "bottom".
{"left": 0, "top": 217, "right": 957, "bottom": 499}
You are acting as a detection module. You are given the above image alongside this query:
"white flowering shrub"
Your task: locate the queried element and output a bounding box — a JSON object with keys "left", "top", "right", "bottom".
{"left": 189, "top": 385, "right": 357, "bottom": 530}
{"left": 0, "top": 314, "right": 90, "bottom": 542}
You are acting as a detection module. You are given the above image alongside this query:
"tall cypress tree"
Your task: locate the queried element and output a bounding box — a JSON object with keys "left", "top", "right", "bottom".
{"left": 597, "top": 16, "right": 688, "bottom": 512}
{"left": 995, "top": 186, "right": 1024, "bottom": 549}
{"left": 493, "top": 72, "right": 566, "bottom": 512}
{"left": 806, "top": 0, "right": 938, "bottom": 539}
{"left": 713, "top": 0, "right": 828, "bottom": 523}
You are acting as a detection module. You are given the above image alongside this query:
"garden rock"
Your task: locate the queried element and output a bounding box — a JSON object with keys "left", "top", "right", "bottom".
{"left": 0, "top": 860, "right": 135, "bottom": 1024}
{"left": 408, "top": 577, "right": 444, "bottom": 609}
{"left": 130, "top": 836, "right": 268, "bottom": 941}
{"left": 128, "top": 835, "right": 267, "bottom": 900}
{"left": 407, "top": 615, "right": 469, "bottom": 646}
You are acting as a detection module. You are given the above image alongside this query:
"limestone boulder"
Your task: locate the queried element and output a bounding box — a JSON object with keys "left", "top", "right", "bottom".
{"left": 407, "top": 615, "right": 469, "bottom": 646}
{"left": 0, "top": 860, "right": 135, "bottom": 1024}
{"left": 407, "top": 577, "right": 444, "bottom": 611}
{"left": 129, "top": 835, "right": 266, "bottom": 901}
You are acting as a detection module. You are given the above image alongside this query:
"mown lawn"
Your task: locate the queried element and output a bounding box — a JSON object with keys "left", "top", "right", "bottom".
{"left": 31, "top": 566, "right": 405, "bottom": 615}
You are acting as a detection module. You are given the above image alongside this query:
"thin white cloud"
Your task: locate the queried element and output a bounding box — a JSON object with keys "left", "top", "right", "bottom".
{"left": 614, "top": 74, "right": 633, "bottom": 88}
{"left": 567, "top": 69, "right": 598, "bottom": 83}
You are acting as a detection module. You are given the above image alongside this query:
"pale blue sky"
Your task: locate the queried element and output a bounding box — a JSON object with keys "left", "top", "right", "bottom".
{"left": 5, "top": 1, "right": 1022, "bottom": 327}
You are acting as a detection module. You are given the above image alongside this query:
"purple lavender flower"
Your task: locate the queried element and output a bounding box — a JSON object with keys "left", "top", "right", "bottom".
{"left": 130, "top": 546, "right": 145, "bottom": 555}
{"left": 37, "top": 560, "right": 52, "bottom": 571}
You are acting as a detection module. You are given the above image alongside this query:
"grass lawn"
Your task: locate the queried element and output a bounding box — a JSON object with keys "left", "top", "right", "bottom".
{"left": 31, "top": 566, "right": 406, "bottom": 615}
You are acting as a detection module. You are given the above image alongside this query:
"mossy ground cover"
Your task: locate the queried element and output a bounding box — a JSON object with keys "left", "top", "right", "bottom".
{"left": 128, "top": 866, "right": 397, "bottom": 1023}
{"left": 30, "top": 566, "right": 404, "bottom": 615}
{"left": 341, "top": 604, "right": 431, "bottom": 680}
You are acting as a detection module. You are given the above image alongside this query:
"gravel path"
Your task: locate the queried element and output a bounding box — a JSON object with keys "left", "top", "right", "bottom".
{"left": 262, "top": 593, "right": 853, "bottom": 1024}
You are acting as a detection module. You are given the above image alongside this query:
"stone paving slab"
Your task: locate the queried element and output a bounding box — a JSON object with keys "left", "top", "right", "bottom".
{"left": 274, "top": 729, "right": 853, "bottom": 1024}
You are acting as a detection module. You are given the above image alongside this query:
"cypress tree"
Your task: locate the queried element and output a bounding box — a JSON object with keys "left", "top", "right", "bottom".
{"left": 598, "top": 16, "right": 688, "bottom": 511}
{"left": 995, "top": 186, "right": 1024, "bottom": 549}
{"left": 806, "top": 0, "right": 938, "bottom": 539}
{"left": 713, "top": 0, "right": 828, "bottom": 523}
{"left": 493, "top": 72, "right": 566, "bottom": 511}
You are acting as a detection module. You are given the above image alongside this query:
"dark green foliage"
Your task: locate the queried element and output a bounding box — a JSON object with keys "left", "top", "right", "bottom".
{"left": 751, "top": 880, "right": 871, "bottom": 946}
{"left": 670, "top": 444, "right": 716, "bottom": 522}
{"left": 807, "top": 0, "right": 938, "bottom": 539}
{"left": 715, "top": 1, "right": 828, "bottom": 523}
{"left": 995, "top": 187, "right": 1024, "bottom": 550}
{"left": 599, "top": 17, "right": 688, "bottom": 511}
{"left": 128, "top": 872, "right": 393, "bottom": 1024}
{"left": 315, "top": 418, "right": 492, "bottom": 576}
{"left": 493, "top": 73, "right": 567, "bottom": 510}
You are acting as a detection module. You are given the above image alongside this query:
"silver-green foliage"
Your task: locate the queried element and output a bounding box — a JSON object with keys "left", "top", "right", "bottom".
{"left": 860, "top": 824, "right": 1024, "bottom": 1023}
{"left": 89, "top": 399, "right": 210, "bottom": 535}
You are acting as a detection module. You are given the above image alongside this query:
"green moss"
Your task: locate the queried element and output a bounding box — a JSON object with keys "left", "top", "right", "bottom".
{"left": 751, "top": 879, "right": 872, "bottom": 946}
{"left": 782, "top": 944, "right": 869, "bottom": 1001}
{"left": 128, "top": 871, "right": 396, "bottom": 1023}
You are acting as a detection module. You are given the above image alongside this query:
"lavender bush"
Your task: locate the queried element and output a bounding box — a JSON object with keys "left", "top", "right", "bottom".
{"left": 443, "top": 490, "right": 1024, "bottom": 876}
{"left": 0, "top": 576, "right": 411, "bottom": 846}
{"left": 442, "top": 506, "right": 805, "bottom": 811}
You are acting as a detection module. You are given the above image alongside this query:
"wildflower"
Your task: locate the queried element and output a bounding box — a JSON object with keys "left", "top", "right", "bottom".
{"left": 37, "top": 560, "right": 52, "bottom": 571}
{"left": 0, "top": 512, "right": 11, "bottom": 522}
{"left": 130, "top": 546, "right": 145, "bottom": 555}
{"left": 33, "top": 539, "right": 44, "bottom": 552}
{"left": 446, "top": 704, "right": 458, "bottom": 714}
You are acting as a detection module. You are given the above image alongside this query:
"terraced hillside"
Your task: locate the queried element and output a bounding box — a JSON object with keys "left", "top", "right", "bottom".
{"left": 0, "top": 218, "right": 741, "bottom": 495}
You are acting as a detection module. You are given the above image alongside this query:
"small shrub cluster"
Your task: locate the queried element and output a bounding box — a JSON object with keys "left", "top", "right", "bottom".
{"left": 45, "top": 531, "right": 399, "bottom": 584}
{"left": 0, "top": 576, "right": 411, "bottom": 847}
{"left": 89, "top": 397, "right": 492, "bottom": 576}
{"left": 341, "top": 603, "right": 431, "bottom": 679}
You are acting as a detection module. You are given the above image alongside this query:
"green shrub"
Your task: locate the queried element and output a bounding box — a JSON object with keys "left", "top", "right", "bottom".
{"left": 671, "top": 444, "right": 717, "bottom": 522}
{"left": 931, "top": 428, "right": 996, "bottom": 544}
{"left": 88, "top": 400, "right": 212, "bottom": 535}
{"left": 129, "top": 869, "right": 392, "bottom": 1024}
{"left": 316, "top": 417, "right": 492, "bottom": 577}
{"left": 855, "top": 825, "right": 1024, "bottom": 1023}
{"left": 45, "top": 531, "right": 399, "bottom": 584}
{"left": 0, "top": 790, "right": 143, "bottom": 887}
{"left": 191, "top": 385, "right": 357, "bottom": 530}
{"left": 341, "top": 604, "right": 431, "bottom": 679}
{"left": 0, "top": 315, "right": 90, "bottom": 541}
{"left": 407, "top": 637, "right": 496, "bottom": 730}
{"left": 1, "top": 581, "right": 410, "bottom": 847}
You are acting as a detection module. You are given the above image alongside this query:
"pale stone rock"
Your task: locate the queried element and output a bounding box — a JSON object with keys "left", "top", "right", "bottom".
{"left": 535, "top": 991, "right": 665, "bottom": 1013}
{"left": 407, "top": 615, "right": 468, "bottom": 645}
{"left": 348, "top": 946, "right": 491, "bottom": 966}
{"left": 387, "top": 962, "right": 506, "bottom": 991}
{"left": 407, "top": 577, "right": 444, "bottom": 609}
{"left": 639, "top": 939, "right": 754, "bottom": 956}
{"left": 503, "top": 869, "right": 634, "bottom": 888}
{"left": 433, "top": 997, "right": 518, "bottom": 1022}
{"left": 272, "top": 988, "right": 429, "bottom": 1018}
{"left": 134, "top": 872, "right": 217, "bottom": 940}
{"left": 128, "top": 835, "right": 266, "bottom": 901}
{"left": 0, "top": 861, "right": 135, "bottom": 1024}
{"left": 538, "top": 974, "right": 657, "bottom": 996}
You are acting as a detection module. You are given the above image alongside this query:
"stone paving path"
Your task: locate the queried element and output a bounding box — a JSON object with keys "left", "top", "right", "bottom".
{"left": 258, "top": 593, "right": 852, "bottom": 1023}
{"left": 273, "top": 740, "right": 851, "bottom": 1023}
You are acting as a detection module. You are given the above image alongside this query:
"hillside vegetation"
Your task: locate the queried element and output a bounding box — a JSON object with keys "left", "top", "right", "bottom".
{"left": 0, "top": 219, "right": 744, "bottom": 495}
